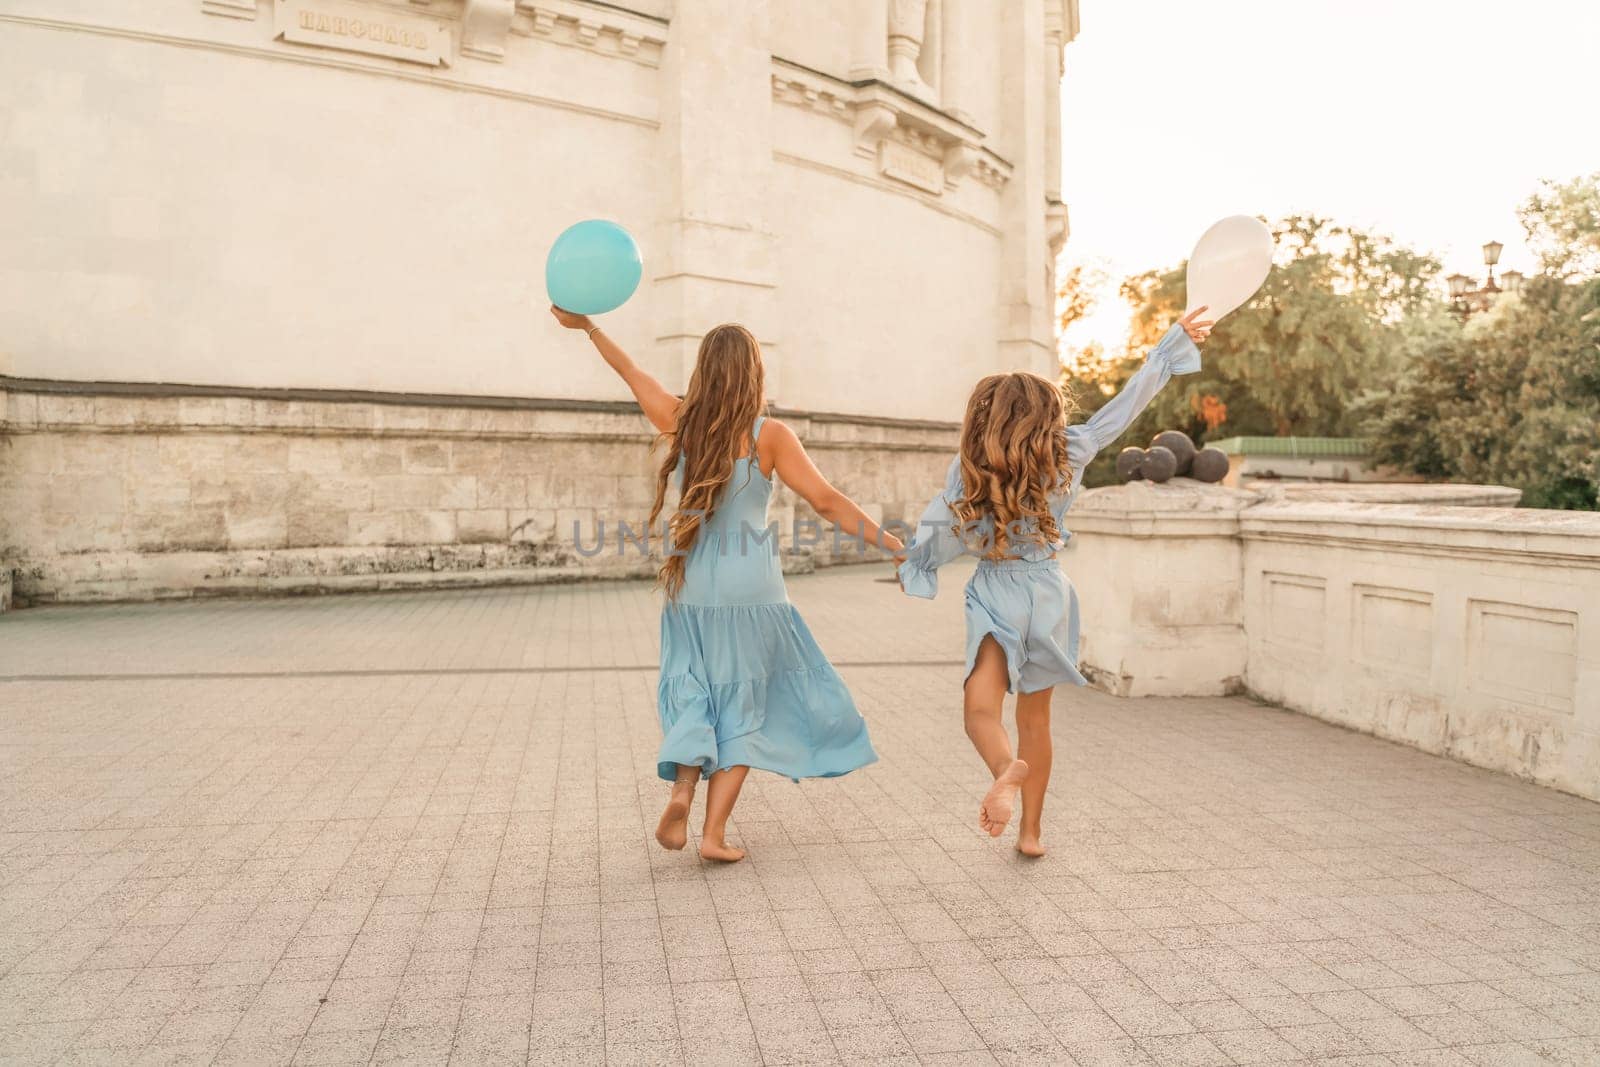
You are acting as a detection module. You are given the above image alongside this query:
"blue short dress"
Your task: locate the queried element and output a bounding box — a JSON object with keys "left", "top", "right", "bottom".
{"left": 655, "top": 416, "right": 879, "bottom": 782}
{"left": 898, "top": 324, "right": 1201, "bottom": 693}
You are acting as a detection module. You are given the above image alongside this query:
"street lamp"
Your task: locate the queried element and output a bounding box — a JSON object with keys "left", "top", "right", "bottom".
{"left": 1448, "top": 240, "right": 1518, "bottom": 318}
{"left": 1481, "top": 240, "right": 1503, "bottom": 291}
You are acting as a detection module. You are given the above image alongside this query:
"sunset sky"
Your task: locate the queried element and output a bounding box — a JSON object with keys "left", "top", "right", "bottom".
{"left": 1058, "top": 0, "right": 1600, "bottom": 359}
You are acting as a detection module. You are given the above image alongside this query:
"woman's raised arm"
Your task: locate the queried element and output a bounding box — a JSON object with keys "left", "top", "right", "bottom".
{"left": 762, "top": 420, "right": 904, "bottom": 556}
{"left": 550, "top": 306, "right": 680, "bottom": 433}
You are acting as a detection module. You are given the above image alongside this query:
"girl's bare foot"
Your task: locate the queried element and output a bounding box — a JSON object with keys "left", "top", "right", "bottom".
{"left": 655, "top": 789, "right": 693, "bottom": 851}
{"left": 1015, "top": 829, "right": 1046, "bottom": 857}
{"left": 699, "top": 837, "right": 746, "bottom": 863}
{"left": 979, "top": 759, "right": 1029, "bottom": 837}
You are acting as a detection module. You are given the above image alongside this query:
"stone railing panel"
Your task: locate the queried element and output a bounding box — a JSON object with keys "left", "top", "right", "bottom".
{"left": 1240, "top": 502, "right": 1600, "bottom": 799}
{"left": 1065, "top": 480, "right": 1598, "bottom": 800}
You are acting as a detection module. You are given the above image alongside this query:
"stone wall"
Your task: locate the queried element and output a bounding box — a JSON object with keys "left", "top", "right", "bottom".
{"left": 1068, "top": 480, "right": 1600, "bottom": 801}
{"left": 0, "top": 380, "right": 955, "bottom": 604}
{"left": 0, "top": 1, "right": 1077, "bottom": 421}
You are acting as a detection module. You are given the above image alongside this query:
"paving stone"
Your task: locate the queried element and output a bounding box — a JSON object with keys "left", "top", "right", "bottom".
{"left": 1, "top": 566, "right": 1597, "bottom": 1064}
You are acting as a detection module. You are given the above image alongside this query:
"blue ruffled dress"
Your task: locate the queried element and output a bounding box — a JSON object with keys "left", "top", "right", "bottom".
{"left": 655, "top": 416, "right": 878, "bottom": 782}
{"left": 897, "top": 324, "right": 1202, "bottom": 693}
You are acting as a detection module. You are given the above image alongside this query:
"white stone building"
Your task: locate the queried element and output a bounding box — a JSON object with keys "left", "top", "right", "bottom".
{"left": 0, "top": 0, "right": 1080, "bottom": 601}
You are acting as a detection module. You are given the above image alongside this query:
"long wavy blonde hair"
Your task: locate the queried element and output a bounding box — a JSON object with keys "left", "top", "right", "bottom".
{"left": 954, "top": 371, "right": 1076, "bottom": 559}
{"left": 649, "top": 324, "right": 767, "bottom": 598}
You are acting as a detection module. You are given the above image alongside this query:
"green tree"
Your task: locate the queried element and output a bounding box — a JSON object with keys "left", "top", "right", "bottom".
{"left": 1358, "top": 175, "right": 1600, "bottom": 509}
{"left": 1520, "top": 172, "right": 1600, "bottom": 278}
{"left": 1359, "top": 275, "right": 1600, "bottom": 508}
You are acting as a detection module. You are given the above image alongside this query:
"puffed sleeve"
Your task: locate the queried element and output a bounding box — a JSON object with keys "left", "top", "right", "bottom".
{"left": 1064, "top": 323, "right": 1201, "bottom": 491}
{"left": 896, "top": 456, "right": 970, "bottom": 600}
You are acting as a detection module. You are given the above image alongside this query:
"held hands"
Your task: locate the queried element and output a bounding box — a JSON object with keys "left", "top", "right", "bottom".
{"left": 550, "top": 305, "right": 595, "bottom": 333}
{"left": 1179, "top": 306, "right": 1215, "bottom": 345}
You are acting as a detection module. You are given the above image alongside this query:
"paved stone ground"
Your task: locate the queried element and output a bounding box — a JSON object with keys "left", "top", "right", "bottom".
{"left": 2, "top": 563, "right": 1599, "bottom": 1067}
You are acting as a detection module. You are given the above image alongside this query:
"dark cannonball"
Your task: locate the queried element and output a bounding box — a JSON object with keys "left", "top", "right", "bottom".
{"left": 1190, "top": 446, "right": 1231, "bottom": 483}
{"left": 1151, "top": 430, "right": 1197, "bottom": 474}
{"left": 1141, "top": 445, "right": 1178, "bottom": 483}
{"left": 1115, "top": 447, "right": 1147, "bottom": 482}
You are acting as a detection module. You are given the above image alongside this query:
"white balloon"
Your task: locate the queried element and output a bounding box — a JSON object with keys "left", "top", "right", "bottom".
{"left": 1185, "top": 215, "right": 1274, "bottom": 323}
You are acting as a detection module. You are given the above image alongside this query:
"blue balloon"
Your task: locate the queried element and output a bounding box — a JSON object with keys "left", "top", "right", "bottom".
{"left": 545, "top": 219, "right": 642, "bottom": 315}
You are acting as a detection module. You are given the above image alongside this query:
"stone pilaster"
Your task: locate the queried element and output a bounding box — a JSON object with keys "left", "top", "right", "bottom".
{"left": 849, "top": 0, "right": 891, "bottom": 81}
{"left": 939, "top": 0, "right": 974, "bottom": 125}
{"left": 995, "top": 0, "right": 1054, "bottom": 379}
{"left": 654, "top": 1, "right": 780, "bottom": 395}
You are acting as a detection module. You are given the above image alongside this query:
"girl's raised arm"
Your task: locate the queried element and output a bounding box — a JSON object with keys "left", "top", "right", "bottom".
{"left": 551, "top": 307, "right": 679, "bottom": 433}
{"left": 1063, "top": 308, "right": 1212, "bottom": 491}
{"left": 761, "top": 420, "right": 904, "bottom": 556}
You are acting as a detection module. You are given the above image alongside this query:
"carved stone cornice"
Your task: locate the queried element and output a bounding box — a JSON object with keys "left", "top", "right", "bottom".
{"left": 771, "top": 59, "right": 1008, "bottom": 195}
{"left": 461, "top": 0, "right": 514, "bottom": 61}
{"left": 1047, "top": 198, "right": 1069, "bottom": 257}
{"left": 1046, "top": 0, "right": 1081, "bottom": 54}
{"left": 512, "top": 1, "right": 666, "bottom": 67}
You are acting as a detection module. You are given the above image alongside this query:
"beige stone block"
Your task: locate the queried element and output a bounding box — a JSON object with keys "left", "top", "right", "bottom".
{"left": 226, "top": 510, "right": 287, "bottom": 549}
{"left": 126, "top": 435, "right": 168, "bottom": 479}
{"left": 348, "top": 511, "right": 403, "bottom": 546}
{"left": 508, "top": 509, "right": 556, "bottom": 544}
{"left": 45, "top": 510, "right": 123, "bottom": 554}
{"left": 131, "top": 399, "right": 180, "bottom": 427}
{"left": 36, "top": 394, "right": 95, "bottom": 425}
{"left": 450, "top": 440, "right": 503, "bottom": 474}
{"left": 374, "top": 406, "right": 431, "bottom": 432}
{"left": 457, "top": 509, "right": 508, "bottom": 544}
{"left": 49, "top": 473, "right": 125, "bottom": 514}
{"left": 404, "top": 442, "right": 450, "bottom": 473}
{"left": 315, "top": 403, "right": 375, "bottom": 431}
{"left": 480, "top": 409, "right": 531, "bottom": 436}
{"left": 555, "top": 508, "right": 597, "bottom": 554}
{"left": 287, "top": 510, "right": 348, "bottom": 549}
{"left": 477, "top": 476, "right": 526, "bottom": 509}
{"left": 373, "top": 474, "right": 475, "bottom": 511}
{"left": 288, "top": 439, "right": 344, "bottom": 475}
{"left": 339, "top": 440, "right": 403, "bottom": 476}
{"left": 498, "top": 443, "right": 553, "bottom": 474}
{"left": 4, "top": 435, "right": 61, "bottom": 475}
{"left": 615, "top": 475, "right": 656, "bottom": 506}
{"left": 131, "top": 508, "right": 226, "bottom": 552}
{"left": 138, "top": 478, "right": 192, "bottom": 510}
{"left": 286, "top": 474, "right": 375, "bottom": 513}
{"left": 176, "top": 396, "right": 232, "bottom": 426}
{"left": 59, "top": 435, "right": 127, "bottom": 474}
{"left": 530, "top": 472, "right": 586, "bottom": 507}
{"left": 226, "top": 473, "right": 294, "bottom": 514}
{"left": 4, "top": 391, "right": 39, "bottom": 428}
{"left": 190, "top": 476, "right": 232, "bottom": 508}
{"left": 403, "top": 509, "right": 456, "bottom": 545}
{"left": 425, "top": 408, "right": 474, "bottom": 433}
{"left": 226, "top": 438, "right": 290, "bottom": 473}
{"left": 93, "top": 396, "right": 143, "bottom": 427}
{"left": 252, "top": 399, "right": 313, "bottom": 429}
{"left": 158, "top": 434, "right": 229, "bottom": 474}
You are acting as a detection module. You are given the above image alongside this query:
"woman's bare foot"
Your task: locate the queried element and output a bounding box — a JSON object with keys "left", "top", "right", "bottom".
{"left": 699, "top": 837, "right": 746, "bottom": 863}
{"left": 655, "top": 789, "right": 693, "bottom": 851}
{"left": 979, "top": 759, "right": 1029, "bottom": 837}
{"left": 1015, "top": 829, "right": 1046, "bottom": 857}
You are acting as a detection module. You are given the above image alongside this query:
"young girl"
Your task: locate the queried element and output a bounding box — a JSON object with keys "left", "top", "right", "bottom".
{"left": 552, "top": 309, "right": 902, "bottom": 862}
{"left": 896, "top": 309, "right": 1213, "bottom": 857}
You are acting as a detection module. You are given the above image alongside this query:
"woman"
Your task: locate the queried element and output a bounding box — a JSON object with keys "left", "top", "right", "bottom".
{"left": 551, "top": 309, "right": 903, "bottom": 862}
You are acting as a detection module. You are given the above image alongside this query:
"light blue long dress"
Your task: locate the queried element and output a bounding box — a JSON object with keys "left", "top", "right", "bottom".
{"left": 656, "top": 416, "right": 879, "bottom": 781}
{"left": 897, "top": 324, "right": 1201, "bottom": 693}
